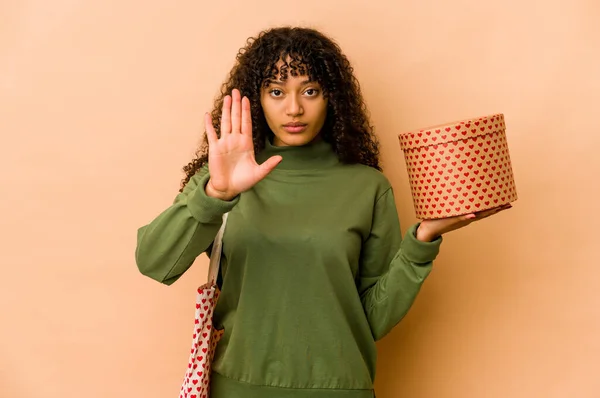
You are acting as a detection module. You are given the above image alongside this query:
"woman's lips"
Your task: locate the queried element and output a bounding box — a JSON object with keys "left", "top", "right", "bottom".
{"left": 282, "top": 123, "right": 308, "bottom": 133}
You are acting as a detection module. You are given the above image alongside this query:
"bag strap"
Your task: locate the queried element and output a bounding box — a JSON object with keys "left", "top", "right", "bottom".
{"left": 207, "top": 212, "right": 228, "bottom": 285}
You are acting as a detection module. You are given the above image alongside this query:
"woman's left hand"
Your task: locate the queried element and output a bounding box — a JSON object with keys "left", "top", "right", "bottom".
{"left": 415, "top": 203, "right": 512, "bottom": 242}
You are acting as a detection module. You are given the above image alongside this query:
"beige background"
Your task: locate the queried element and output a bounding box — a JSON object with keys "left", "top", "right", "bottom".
{"left": 1, "top": 0, "right": 599, "bottom": 397}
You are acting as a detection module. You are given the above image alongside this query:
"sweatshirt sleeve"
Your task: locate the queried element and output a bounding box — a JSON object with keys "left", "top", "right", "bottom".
{"left": 135, "top": 166, "right": 239, "bottom": 285}
{"left": 358, "top": 187, "right": 442, "bottom": 341}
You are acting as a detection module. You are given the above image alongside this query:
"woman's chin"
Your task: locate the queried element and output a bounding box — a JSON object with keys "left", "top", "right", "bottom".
{"left": 273, "top": 131, "right": 321, "bottom": 147}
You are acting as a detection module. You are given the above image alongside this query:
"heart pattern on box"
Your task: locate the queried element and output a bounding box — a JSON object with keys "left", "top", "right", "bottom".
{"left": 179, "top": 284, "right": 224, "bottom": 398}
{"left": 399, "top": 114, "right": 518, "bottom": 219}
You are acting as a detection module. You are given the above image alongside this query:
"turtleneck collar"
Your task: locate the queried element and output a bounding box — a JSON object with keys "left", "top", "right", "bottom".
{"left": 256, "top": 137, "right": 340, "bottom": 170}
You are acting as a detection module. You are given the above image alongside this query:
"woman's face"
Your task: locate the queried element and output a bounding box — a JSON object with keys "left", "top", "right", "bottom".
{"left": 260, "top": 61, "right": 328, "bottom": 147}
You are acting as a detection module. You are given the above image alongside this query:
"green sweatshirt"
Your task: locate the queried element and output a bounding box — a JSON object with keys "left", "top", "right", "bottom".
{"left": 135, "top": 138, "right": 442, "bottom": 398}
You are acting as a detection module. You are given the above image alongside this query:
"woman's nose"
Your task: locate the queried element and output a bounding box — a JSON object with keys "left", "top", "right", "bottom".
{"left": 285, "top": 95, "right": 303, "bottom": 117}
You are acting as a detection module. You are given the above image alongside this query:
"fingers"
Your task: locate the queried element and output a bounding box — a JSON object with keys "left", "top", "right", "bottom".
{"left": 459, "top": 204, "right": 512, "bottom": 223}
{"left": 205, "top": 112, "right": 218, "bottom": 144}
{"left": 472, "top": 211, "right": 494, "bottom": 220}
{"left": 231, "top": 89, "right": 242, "bottom": 134}
{"left": 221, "top": 94, "right": 232, "bottom": 135}
{"left": 241, "top": 96, "right": 252, "bottom": 136}
{"left": 472, "top": 204, "right": 512, "bottom": 220}
{"left": 487, "top": 203, "right": 512, "bottom": 216}
{"left": 221, "top": 89, "right": 247, "bottom": 135}
{"left": 257, "top": 155, "right": 282, "bottom": 180}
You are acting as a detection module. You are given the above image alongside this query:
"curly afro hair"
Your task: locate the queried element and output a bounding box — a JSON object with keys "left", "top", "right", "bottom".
{"left": 179, "top": 26, "right": 381, "bottom": 191}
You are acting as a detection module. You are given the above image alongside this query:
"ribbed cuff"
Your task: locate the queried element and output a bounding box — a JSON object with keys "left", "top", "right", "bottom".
{"left": 186, "top": 172, "right": 239, "bottom": 223}
{"left": 400, "top": 223, "right": 443, "bottom": 264}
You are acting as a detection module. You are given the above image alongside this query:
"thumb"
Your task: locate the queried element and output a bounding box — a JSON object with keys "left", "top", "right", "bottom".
{"left": 256, "top": 155, "right": 282, "bottom": 180}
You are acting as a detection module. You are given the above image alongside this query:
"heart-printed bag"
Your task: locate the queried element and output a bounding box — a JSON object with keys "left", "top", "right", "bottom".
{"left": 179, "top": 213, "right": 228, "bottom": 398}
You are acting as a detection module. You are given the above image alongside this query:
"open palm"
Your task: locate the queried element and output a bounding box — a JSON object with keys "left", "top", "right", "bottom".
{"left": 416, "top": 203, "right": 512, "bottom": 241}
{"left": 204, "top": 89, "right": 282, "bottom": 200}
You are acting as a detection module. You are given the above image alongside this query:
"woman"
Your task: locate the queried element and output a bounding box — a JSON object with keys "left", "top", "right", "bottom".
{"left": 135, "top": 26, "right": 509, "bottom": 398}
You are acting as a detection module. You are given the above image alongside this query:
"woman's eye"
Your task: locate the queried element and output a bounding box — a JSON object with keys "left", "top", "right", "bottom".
{"left": 305, "top": 89, "right": 318, "bottom": 96}
{"left": 270, "top": 89, "right": 283, "bottom": 97}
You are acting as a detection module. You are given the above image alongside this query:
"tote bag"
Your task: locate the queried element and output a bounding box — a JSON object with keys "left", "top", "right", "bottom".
{"left": 179, "top": 213, "right": 228, "bottom": 398}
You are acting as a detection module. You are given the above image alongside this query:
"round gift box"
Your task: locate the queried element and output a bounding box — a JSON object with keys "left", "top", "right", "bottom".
{"left": 398, "top": 113, "right": 518, "bottom": 220}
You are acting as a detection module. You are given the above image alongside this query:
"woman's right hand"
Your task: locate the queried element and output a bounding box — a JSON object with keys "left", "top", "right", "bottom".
{"left": 204, "top": 89, "right": 282, "bottom": 201}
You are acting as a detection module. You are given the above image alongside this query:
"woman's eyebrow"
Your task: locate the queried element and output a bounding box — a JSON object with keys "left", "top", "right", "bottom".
{"left": 268, "top": 79, "right": 317, "bottom": 86}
